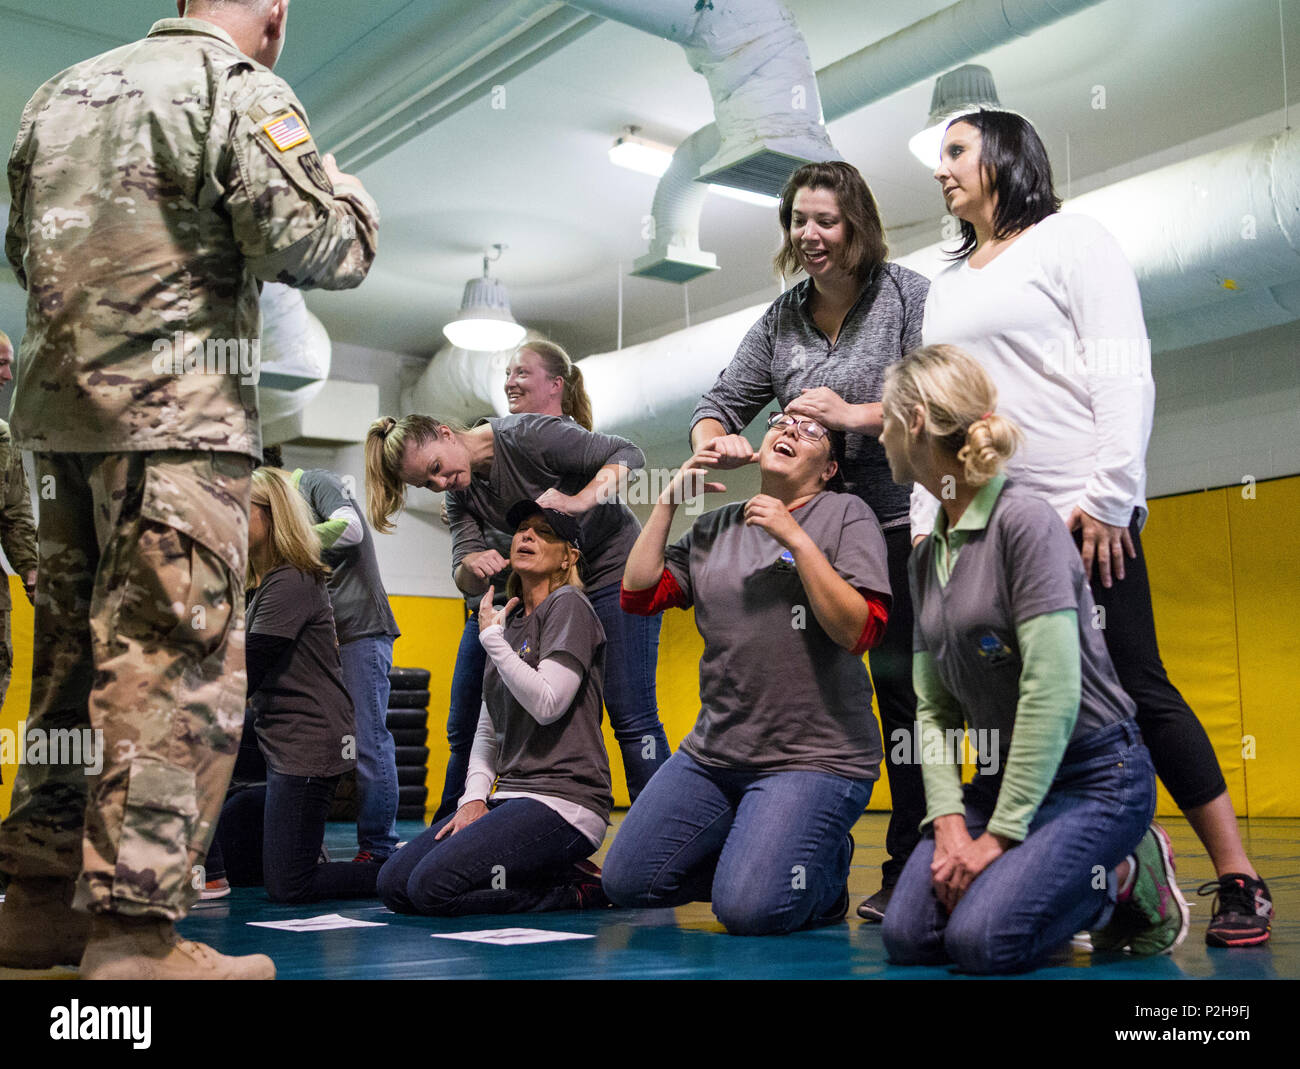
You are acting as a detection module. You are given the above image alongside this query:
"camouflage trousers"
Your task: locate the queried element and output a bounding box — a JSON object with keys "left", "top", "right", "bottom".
{"left": 0, "top": 451, "right": 251, "bottom": 919}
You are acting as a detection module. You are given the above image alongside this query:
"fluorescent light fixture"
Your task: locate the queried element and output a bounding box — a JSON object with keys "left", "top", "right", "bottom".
{"left": 709, "top": 185, "right": 780, "bottom": 208}
{"left": 910, "top": 65, "right": 1000, "bottom": 167}
{"left": 610, "top": 127, "right": 779, "bottom": 206}
{"left": 609, "top": 130, "right": 674, "bottom": 177}
{"left": 442, "top": 244, "right": 526, "bottom": 352}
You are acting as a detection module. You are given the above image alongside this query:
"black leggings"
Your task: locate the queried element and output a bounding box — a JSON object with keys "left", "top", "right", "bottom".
{"left": 871, "top": 524, "right": 925, "bottom": 886}
{"left": 1082, "top": 511, "right": 1227, "bottom": 810}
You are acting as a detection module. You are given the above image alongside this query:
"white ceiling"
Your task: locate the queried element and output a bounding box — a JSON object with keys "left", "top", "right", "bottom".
{"left": 2, "top": 0, "right": 1298, "bottom": 362}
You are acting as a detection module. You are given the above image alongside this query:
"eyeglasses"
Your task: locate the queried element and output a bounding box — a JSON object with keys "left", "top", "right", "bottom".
{"left": 767, "top": 412, "right": 829, "bottom": 443}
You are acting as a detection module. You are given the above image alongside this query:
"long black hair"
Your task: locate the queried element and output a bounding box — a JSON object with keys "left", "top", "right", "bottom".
{"left": 944, "top": 108, "right": 1062, "bottom": 261}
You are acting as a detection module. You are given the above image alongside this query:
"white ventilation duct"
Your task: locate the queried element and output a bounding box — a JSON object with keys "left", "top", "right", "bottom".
{"left": 257, "top": 283, "right": 331, "bottom": 428}
{"left": 565, "top": 0, "right": 838, "bottom": 281}
{"left": 637, "top": 0, "right": 1110, "bottom": 283}
{"left": 405, "top": 124, "right": 1300, "bottom": 461}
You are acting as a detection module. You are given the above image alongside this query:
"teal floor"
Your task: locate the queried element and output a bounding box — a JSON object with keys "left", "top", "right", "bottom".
{"left": 174, "top": 813, "right": 1297, "bottom": 980}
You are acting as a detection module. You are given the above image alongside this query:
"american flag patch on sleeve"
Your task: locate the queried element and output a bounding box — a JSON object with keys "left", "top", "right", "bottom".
{"left": 262, "top": 111, "right": 310, "bottom": 152}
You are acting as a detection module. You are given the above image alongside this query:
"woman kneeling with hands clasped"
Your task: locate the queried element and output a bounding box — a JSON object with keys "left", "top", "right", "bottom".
{"left": 879, "top": 345, "right": 1185, "bottom": 974}
{"left": 603, "top": 411, "right": 891, "bottom": 935}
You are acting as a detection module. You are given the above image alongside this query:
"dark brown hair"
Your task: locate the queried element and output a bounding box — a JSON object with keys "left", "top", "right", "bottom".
{"left": 774, "top": 161, "right": 888, "bottom": 284}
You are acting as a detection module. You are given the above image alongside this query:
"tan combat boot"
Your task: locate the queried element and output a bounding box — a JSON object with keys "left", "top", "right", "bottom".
{"left": 80, "top": 914, "right": 275, "bottom": 980}
{"left": 0, "top": 877, "right": 91, "bottom": 968}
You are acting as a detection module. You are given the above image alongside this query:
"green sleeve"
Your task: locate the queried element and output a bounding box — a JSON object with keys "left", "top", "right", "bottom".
{"left": 986, "top": 610, "right": 1081, "bottom": 843}
{"left": 914, "top": 650, "right": 967, "bottom": 829}
{"left": 314, "top": 517, "right": 347, "bottom": 549}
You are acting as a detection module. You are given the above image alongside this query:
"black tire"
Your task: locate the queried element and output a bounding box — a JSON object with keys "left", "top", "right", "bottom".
{"left": 396, "top": 805, "right": 426, "bottom": 821}
{"left": 388, "top": 667, "right": 431, "bottom": 690}
{"left": 391, "top": 727, "right": 428, "bottom": 748}
{"left": 398, "top": 785, "right": 429, "bottom": 807}
{"left": 388, "top": 689, "right": 431, "bottom": 709}
{"left": 394, "top": 745, "right": 429, "bottom": 768}
{"left": 397, "top": 766, "right": 426, "bottom": 787}
{"left": 386, "top": 709, "right": 429, "bottom": 731}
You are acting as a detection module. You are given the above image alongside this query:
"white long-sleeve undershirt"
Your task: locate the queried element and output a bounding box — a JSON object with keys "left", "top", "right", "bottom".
{"left": 456, "top": 623, "right": 606, "bottom": 847}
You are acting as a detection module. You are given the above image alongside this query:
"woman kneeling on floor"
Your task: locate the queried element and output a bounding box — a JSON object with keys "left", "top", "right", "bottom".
{"left": 604, "top": 410, "right": 891, "bottom": 935}
{"left": 206, "top": 467, "right": 382, "bottom": 903}
{"left": 378, "top": 502, "right": 612, "bottom": 915}
{"left": 877, "top": 345, "right": 1187, "bottom": 974}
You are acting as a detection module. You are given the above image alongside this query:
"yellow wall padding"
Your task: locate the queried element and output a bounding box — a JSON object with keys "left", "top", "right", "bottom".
{"left": 0, "top": 576, "right": 33, "bottom": 818}
{"left": 1227, "top": 478, "right": 1300, "bottom": 818}
{"left": 389, "top": 595, "right": 466, "bottom": 817}
{"left": 1142, "top": 489, "right": 1246, "bottom": 817}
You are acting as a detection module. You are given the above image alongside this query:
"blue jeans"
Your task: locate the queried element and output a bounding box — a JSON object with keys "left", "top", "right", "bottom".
{"left": 435, "top": 612, "right": 485, "bottom": 821}
{"left": 206, "top": 769, "right": 381, "bottom": 903}
{"left": 585, "top": 581, "right": 669, "bottom": 800}
{"left": 882, "top": 719, "right": 1155, "bottom": 974}
{"left": 602, "top": 749, "right": 874, "bottom": 935}
{"left": 339, "top": 634, "right": 398, "bottom": 857}
{"left": 377, "top": 798, "right": 591, "bottom": 915}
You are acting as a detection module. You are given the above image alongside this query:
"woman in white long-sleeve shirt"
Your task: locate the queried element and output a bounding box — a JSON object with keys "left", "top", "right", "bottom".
{"left": 377, "top": 501, "right": 612, "bottom": 916}
{"left": 914, "top": 107, "right": 1271, "bottom": 949}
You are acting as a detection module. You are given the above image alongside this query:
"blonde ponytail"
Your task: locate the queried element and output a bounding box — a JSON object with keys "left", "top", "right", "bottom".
{"left": 364, "top": 414, "right": 461, "bottom": 533}
{"left": 883, "top": 344, "right": 1022, "bottom": 486}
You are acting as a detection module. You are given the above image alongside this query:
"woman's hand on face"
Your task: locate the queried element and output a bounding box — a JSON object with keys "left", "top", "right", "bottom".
{"left": 1067, "top": 507, "right": 1136, "bottom": 588}
{"left": 743, "top": 494, "right": 804, "bottom": 550}
{"left": 785, "top": 387, "right": 858, "bottom": 432}
{"left": 535, "top": 488, "right": 585, "bottom": 516}
{"left": 435, "top": 799, "right": 489, "bottom": 840}
{"left": 463, "top": 549, "right": 509, "bottom": 580}
{"left": 477, "top": 585, "right": 519, "bottom": 630}
{"left": 660, "top": 451, "right": 728, "bottom": 507}
{"left": 699, "top": 433, "right": 756, "bottom": 470}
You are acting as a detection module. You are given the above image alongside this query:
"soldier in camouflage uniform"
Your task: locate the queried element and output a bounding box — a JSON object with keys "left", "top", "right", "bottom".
{"left": 0, "top": 331, "right": 39, "bottom": 763}
{"left": 0, "top": 0, "right": 379, "bottom": 980}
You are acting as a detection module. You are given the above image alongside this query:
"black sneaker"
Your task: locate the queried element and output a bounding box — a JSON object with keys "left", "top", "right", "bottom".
{"left": 1198, "top": 873, "right": 1272, "bottom": 948}
{"left": 857, "top": 885, "right": 892, "bottom": 923}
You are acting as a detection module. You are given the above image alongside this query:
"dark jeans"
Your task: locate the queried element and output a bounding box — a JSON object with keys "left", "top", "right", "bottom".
{"left": 883, "top": 720, "right": 1154, "bottom": 974}
{"left": 1082, "top": 511, "right": 1227, "bottom": 810}
{"left": 206, "top": 768, "right": 380, "bottom": 903}
{"left": 377, "top": 798, "right": 591, "bottom": 916}
{"left": 871, "top": 524, "right": 924, "bottom": 888}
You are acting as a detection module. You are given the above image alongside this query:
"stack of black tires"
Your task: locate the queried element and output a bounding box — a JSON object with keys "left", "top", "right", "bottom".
{"left": 388, "top": 666, "right": 432, "bottom": 821}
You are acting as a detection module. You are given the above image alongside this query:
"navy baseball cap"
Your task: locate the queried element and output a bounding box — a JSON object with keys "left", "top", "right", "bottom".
{"left": 505, "top": 500, "right": 582, "bottom": 550}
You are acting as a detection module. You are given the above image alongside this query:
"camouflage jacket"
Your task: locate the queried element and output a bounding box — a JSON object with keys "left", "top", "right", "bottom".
{"left": 5, "top": 18, "right": 380, "bottom": 458}
{"left": 0, "top": 418, "right": 37, "bottom": 610}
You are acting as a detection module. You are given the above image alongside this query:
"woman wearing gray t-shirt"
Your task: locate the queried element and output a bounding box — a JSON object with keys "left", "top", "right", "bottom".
{"left": 878, "top": 346, "right": 1180, "bottom": 973}
{"left": 377, "top": 502, "right": 612, "bottom": 915}
{"left": 605, "top": 410, "right": 891, "bottom": 936}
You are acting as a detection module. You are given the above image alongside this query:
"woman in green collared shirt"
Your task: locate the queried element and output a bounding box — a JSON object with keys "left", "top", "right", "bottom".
{"left": 877, "top": 344, "right": 1184, "bottom": 974}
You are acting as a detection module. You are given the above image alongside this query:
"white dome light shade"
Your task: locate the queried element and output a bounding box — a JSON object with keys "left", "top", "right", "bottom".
{"left": 442, "top": 274, "right": 526, "bottom": 352}
{"left": 910, "top": 65, "right": 1000, "bottom": 167}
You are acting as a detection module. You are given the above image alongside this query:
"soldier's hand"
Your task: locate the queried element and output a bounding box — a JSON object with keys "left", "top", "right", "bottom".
{"left": 322, "top": 153, "right": 361, "bottom": 190}
{"left": 22, "top": 569, "right": 35, "bottom": 606}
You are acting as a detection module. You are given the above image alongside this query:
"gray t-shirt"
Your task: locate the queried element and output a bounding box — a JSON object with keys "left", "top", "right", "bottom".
{"left": 446, "top": 413, "right": 645, "bottom": 592}
{"left": 692, "top": 266, "right": 929, "bottom": 528}
{"left": 665, "top": 491, "right": 890, "bottom": 779}
{"left": 910, "top": 481, "right": 1137, "bottom": 754}
{"left": 296, "top": 468, "right": 399, "bottom": 644}
{"left": 247, "top": 565, "right": 356, "bottom": 778}
{"left": 482, "top": 584, "right": 613, "bottom": 821}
